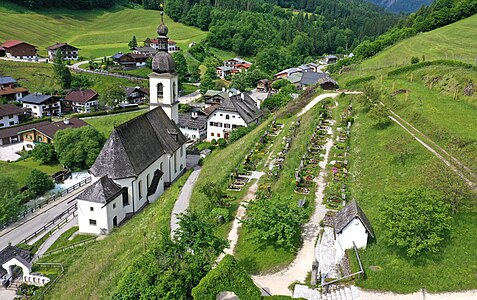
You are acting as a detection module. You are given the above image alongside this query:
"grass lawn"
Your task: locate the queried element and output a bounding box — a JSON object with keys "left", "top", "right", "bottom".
{"left": 46, "top": 226, "right": 95, "bottom": 253}
{"left": 181, "top": 83, "right": 198, "bottom": 95}
{"left": 0, "top": 157, "right": 62, "bottom": 187}
{"left": 38, "top": 169, "right": 192, "bottom": 299}
{"left": 0, "top": 1, "right": 207, "bottom": 58}
{"left": 347, "top": 95, "right": 477, "bottom": 293}
{"left": 360, "top": 14, "right": 477, "bottom": 70}
{"left": 0, "top": 60, "right": 148, "bottom": 95}
{"left": 83, "top": 109, "right": 147, "bottom": 137}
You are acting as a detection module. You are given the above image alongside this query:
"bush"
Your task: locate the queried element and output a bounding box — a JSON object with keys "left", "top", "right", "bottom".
{"left": 192, "top": 255, "right": 261, "bottom": 300}
{"left": 410, "top": 56, "right": 420, "bottom": 64}
{"left": 217, "top": 138, "right": 227, "bottom": 148}
{"left": 26, "top": 169, "right": 54, "bottom": 196}
{"left": 32, "top": 143, "right": 57, "bottom": 164}
{"left": 210, "top": 207, "right": 230, "bottom": 223}
{"left": 211, "top": 139, "right": 217, "bottom": 145}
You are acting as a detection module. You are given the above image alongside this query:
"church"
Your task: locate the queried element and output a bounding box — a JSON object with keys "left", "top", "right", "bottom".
{"left": 76, "top": 14, "right": 187, "bottom": 235}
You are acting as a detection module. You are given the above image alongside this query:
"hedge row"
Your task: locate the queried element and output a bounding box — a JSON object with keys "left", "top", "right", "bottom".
{"left": 345, "top": 76, "right": 376, "bottom": 87}
{"left": 388, "top": 60, "right": 476, "bottom": 77}
{"left": 74, "top": 107, "right": 142, "bottom": 118}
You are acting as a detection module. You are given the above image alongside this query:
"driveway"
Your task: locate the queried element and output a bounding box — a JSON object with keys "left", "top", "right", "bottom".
{"left": 0, "top": 143, "right": 23, "bottom": 161}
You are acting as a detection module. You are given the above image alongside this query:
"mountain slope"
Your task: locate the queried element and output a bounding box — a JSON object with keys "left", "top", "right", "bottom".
{"left": 367, "top": 0, "right": 433, "bottom": 13}
{"left": 0, "top": 1, "right": 207, "bottom": 58}
{"left": 360, "top": 13, "right": 477, "bottom": 69}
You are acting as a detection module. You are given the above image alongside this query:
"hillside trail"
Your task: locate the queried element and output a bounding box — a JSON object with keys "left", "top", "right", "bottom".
{"left": 217, "top": 172, "right": 264, "bottom": 263}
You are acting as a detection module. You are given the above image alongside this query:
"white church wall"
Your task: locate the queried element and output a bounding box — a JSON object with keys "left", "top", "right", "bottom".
{"left": 149, "top": 74, "right": 179, "bottom": 122}
{"left": 77, "top": 200, "right": 109, "bottom": 235}
{"left": 336, "top": 217, "right": 369, "bottom": 251}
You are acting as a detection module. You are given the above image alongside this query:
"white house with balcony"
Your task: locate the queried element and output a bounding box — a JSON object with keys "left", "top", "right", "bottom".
{"left": 21, "top": 94, "right": 61, "bottom": 118}
{"left": 77, "top": 15, "right": 187, "bottom": 236}
{"left": 206, "top": 93, "right": 262, "bottom": 141}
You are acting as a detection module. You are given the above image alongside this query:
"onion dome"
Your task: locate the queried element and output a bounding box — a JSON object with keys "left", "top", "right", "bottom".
{"left": 157, "top": 12, "right": 168, "bottom": 37}
{"left": 152, "top": 51, "right": 175, "bottom": 73}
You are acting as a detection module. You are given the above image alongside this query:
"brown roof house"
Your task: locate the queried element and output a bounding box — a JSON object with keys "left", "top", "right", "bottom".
{"left": 19, "top": 118, "right": 88, "bottom": 150}
{"left": 0, "top": 121, "right": 50, "bottom": 146}
{"left": 0, "top": 76, "right": 28, "bottom": 102}
{"left": 124, "top": 86, "right": 149, "bottom": 104}
{"left": 0, "top": 104, "right": 24, "bottom": 129}
{"left": 1, "top": 40, "right": 37, "bottom": 60}
{"left": 47, "top": 42, "right": 79, "bottom": 61}
{"left": 64, "top": 89, "right": 99, "bottom": 113}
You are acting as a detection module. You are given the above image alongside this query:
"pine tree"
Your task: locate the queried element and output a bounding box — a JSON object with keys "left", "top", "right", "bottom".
{"left": 128, "top": 35, "right": 138, "bottom": 49}
{"left": 53, "top": 49, "right": 72, "bottom": 89}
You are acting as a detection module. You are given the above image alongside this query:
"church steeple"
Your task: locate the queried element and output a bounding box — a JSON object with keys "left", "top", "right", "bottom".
{"left": 149, "top": 11, "right": 179, "bottom": 124}
{"left": 156, "top": 12, "right": 169, "bottom": 52}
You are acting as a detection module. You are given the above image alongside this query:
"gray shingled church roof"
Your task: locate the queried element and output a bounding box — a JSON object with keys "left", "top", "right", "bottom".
{"left": 334, "top": 199, "right": 374, "bottom": 238}
{"left": 77, "top": 175, "right": 123, "bottom": 204}
{"left": 90, "top": 107, "right": 186, "bottom": 180}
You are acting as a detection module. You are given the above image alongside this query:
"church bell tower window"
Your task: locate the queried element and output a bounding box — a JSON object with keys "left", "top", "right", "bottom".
{"left": 157, "top": 83, "right": 164, "bottom": 98}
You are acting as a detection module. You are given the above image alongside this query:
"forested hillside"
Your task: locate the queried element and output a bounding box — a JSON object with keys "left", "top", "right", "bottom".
{"left": 354, "top": 0, "right": 477, "bottom": 59}
{"left": 164, "top": 0, "right": 399, "bottom": 73}
{"left": 367, "top": 0, "right": 433, "bottom": 13}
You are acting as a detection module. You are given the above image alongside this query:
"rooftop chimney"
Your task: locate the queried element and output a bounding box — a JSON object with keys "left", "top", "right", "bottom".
{"left": 63, "top": 118, "right": 70, "bottom": 125}
{"left": 240, "top": 93, "right": 245, "bottom": 100}
{"left": 191, "top": 111, "right": 198, "bottom": 119}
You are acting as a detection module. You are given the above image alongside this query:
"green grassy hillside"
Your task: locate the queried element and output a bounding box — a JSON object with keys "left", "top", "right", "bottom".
{"left": 0, "top": 1, "right": 207, "bottom": 58}
{"left": 360, "top": 13, "right": 477, "bottom": 70}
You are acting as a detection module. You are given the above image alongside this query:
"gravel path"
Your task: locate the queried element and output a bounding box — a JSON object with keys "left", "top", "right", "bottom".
{"left": 217, "top": 172, "right": 264, "bottom": 263}
{"left": 252, "top": 134, "right": 334, "bottom": 296}
{"left": 170, "top": 167, "right": 201, "bottom": 237}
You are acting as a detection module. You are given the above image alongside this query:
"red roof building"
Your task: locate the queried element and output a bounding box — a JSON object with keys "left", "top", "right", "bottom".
{"left": 64, "top": 89, "right": 99, "bottom": 113}
{"left": 0, "top": 40, "right": 37, "bottom": 59}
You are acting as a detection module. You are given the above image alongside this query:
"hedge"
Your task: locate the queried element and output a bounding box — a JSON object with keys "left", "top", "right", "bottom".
{"left": 345, "top": 76, "right": 376, "bottom": 87}
{"left": 192, "top": 255, "right": 262, "bottom": 300}
{"left": 73, "top": 106, "right": 142, "bottom": 118}
{"left": 388, "top": 60, "right": 477, "bottom": 77}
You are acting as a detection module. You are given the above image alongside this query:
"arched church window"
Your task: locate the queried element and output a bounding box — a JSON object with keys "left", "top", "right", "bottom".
{"left": 173, "top": 82, "right": 177, "bottom": 100}
{"left": 157, "top": 83, "right": 164, "bottom": 98}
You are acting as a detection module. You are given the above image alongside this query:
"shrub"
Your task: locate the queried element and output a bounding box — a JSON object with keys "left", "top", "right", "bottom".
{"left": 410, "top": 56, "right": 420, "bottom": 64}
{"left": 217, "top": 138, "right": 227, "bottom": 148}
{"left": 191, "top": 255, "right": 261, "bottom": 300}
{"left": 26, "top": 169, "right": 54, "bottom": 196}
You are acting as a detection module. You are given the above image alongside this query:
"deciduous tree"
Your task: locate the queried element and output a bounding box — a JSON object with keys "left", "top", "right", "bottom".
{"left": 26, "top": 169, "right": 54, "bottom": 196}
{"left": 380, "top": 188, "right": 453, "bottom": 257}
{"left": 32, "top": 143, "right": 57, "bottom": 164}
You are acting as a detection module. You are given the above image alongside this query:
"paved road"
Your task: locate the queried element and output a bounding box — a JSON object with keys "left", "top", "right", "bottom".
{"left": 0, "top": 184, "right": 89, "bottom": 250}
{"left": 179, "top": 90, "right": 201, "bottom": 104}
{"left": 170, "top": 166, "right": 201, "bottom": 237}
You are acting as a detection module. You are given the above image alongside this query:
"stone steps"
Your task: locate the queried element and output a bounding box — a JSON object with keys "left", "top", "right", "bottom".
{"left": 293, "top": 284, "right": 359, "bottom": 300}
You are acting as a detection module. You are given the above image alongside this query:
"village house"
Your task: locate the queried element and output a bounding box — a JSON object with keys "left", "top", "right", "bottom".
{"left": 46, "top": 43, "right": 79, "bottom": 61}
{"left": 0, "top": 121, "right": 50, "bottom": 146}
{"left": 132, "top": 46, "right": 157, "bottom": 57}
{"left": 287, "top": 72, "right": 338, "bottom": 90}
{"left": 0, "top": 104, "right": 24, "bottom": 129}
{"left": 19, "top": 118, "right": 88, "bottom": 149}
{"left": 21, "top": 94, "right": 61, "bottom": 118}
{"left": 333, "top": 199, "right": 374, "bottom": 262}
{"left": 124, "top": 86, "right": 149, "bottom": 104}
{"left": 178, "top": 110, "right": 207, "bottom": 141}
{"left": 148, "top": 39, "right": 179, "bottom": 52}
{"left": 206, "top": 92, "right": 262, "bottom": 141}
{"left": 0, "top": 76, "right": 28, "bottom": 102}
{"left": 0, "top": 40, "right": 37, "bottom": 60}
{"left": 215, "top": 66, "right": 232, "bottom": 79}
{"left": 274, "top": 67, "right": 301, "bottom": 79}
{"left": 256, "top": 79, "right": 272, "bottom": 93}
{"left": 203, "top": 88, "right": 239, "bottom": 108}
{"left": 76, "top": 13, "right": 187, "bottom": 236}
{"left": 216, "top": 57, "right": 252, "bottom": 79}
{"left": 323, "top": 55, "right": 338, "bottom": 64}
{"left": 112, "top": 53, "right": 148, "bottom": 69}
{"left": 64, "top": 89, "right": 99, "bottom": 113}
